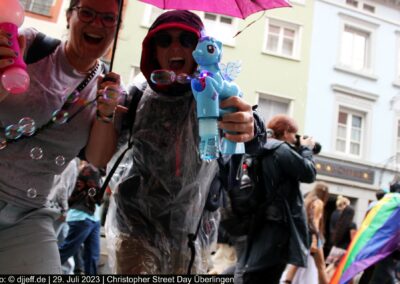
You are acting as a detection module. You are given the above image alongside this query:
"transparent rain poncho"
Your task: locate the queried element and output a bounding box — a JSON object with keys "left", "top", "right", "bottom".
{"left": 105, "top": 86, "right": 220, "bottom": 274}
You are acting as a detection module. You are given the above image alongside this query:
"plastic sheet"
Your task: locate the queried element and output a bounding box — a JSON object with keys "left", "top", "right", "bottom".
{"left": 105, "top": 87, "right": 220, "bottom": 273}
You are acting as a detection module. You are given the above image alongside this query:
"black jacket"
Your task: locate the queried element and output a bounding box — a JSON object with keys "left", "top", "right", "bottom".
{"left": 237, "top": 138, "right": 316, "bottom": 272}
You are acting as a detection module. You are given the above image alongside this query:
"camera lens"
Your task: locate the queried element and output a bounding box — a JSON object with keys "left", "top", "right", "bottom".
{"left": 295, "top": 134, "right": 322, "bottom": 154}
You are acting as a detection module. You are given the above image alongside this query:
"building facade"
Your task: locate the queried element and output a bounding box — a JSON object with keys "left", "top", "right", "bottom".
{"left": 304, "top": 0, "right": 400, "bottom": 225}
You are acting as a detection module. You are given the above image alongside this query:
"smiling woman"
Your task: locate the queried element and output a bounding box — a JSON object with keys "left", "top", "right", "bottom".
{"left": 0, "top": 0, "right": 123, "bottom": 274}
{"left": 65, "top": 0, "right": 121, "bottom": 73}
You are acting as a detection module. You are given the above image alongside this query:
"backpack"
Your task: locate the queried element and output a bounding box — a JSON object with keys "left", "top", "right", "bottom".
{"left": 219, "top": 153, "right": 266, "bottom": 237}
{"left": 24, "top": 32, "right": 61, "bottom": 64}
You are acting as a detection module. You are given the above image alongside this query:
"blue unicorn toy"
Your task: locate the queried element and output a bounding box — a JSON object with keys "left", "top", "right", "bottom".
{"left": 191, "top": 36, "right": 245, "bottom": 160}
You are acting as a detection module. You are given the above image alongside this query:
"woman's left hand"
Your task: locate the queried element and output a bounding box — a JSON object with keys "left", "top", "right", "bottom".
{"left": 218, "top": 96, "right": 254, "bottom": 142}
{"left": 96, "top": 72, "right": 122, "bottom": 120}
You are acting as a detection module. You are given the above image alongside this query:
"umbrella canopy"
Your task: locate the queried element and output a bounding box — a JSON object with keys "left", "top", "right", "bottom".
{"left": 109, "top": 0, "right": 290, "bottom": 70}
{"left": 330, "top": 193, "right": 400, "bottom": 284}
{"left": 138, "top": 0, "right": 291, "bottom": 19}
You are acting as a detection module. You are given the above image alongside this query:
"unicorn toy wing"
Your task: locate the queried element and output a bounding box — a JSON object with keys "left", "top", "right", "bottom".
{"left": 219, "top": 60, "right": 242, "bottom": 82}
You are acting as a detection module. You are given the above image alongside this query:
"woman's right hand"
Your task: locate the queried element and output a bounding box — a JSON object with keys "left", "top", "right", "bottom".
{"left": 0, "top": 29, "right": 25, "bottom": 69}
{"left": 0, "top": 29, "right": 25, "bottom": 101}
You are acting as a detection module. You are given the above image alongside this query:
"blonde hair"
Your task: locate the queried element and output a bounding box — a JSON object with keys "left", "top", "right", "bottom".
{"left": 336, "top": 195, "right": 350, "bottom": 210}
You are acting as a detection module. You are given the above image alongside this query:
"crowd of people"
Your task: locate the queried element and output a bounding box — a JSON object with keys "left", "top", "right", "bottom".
{"left": 0, "top": 0, "right": 398, "bottom": 282}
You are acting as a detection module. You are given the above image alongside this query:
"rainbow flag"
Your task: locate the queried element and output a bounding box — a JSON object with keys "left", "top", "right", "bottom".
{"left": 330, "top": 193, "right": 400, "bottom": 284}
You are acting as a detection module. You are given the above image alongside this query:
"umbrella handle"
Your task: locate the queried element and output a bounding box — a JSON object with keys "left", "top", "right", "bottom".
{"left": 109, "top": 0, "right": 125, "bottom": 72}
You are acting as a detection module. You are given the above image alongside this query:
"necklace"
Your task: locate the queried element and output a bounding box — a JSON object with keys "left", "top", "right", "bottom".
{"left": 2, "top": 62, "right": 101, "bottom": 145}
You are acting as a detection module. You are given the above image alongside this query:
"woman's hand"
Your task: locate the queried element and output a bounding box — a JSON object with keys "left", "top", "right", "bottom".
{"left": 218, "top": 96, "right": 254, "bottom": 143}
{"left": 0, "top": 30, "right": 25, "bottom": 102}
{"left": 0, "top": 30, "right": 25, "bottom": 68}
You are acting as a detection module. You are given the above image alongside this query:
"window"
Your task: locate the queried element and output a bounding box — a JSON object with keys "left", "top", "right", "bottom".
{"left": 346, "top": 0, "right": 358, "bottom": 8}
{"left": 257, "top": 95, "right": 291, "bottom": 123}
{"left": 333, "top": 84, "right": 376, "bottom": 159}
{"left": 397, "top": 45, "right": 400, "bottom": 81}
{"left": 362, "top": 3, "right": 375, "bottom": 13}
{"left": 396, "top": 34, "right": 400, "bottom": 84}
{"left": 289, "top": 0, "right": 306, "bottom": 5}
{"left": 263, "top": 18, "right": 301, "bottom": 59}
{"left": 345, "top": 0, "right": 376, "bottom": 13}
{"left": 396, "top": 119, "right": 400, "bottom": 161}
{"left": 202, "top": 13, "right": 237, "bottom": 46}
{"left": 340, "top": 25, "right": 370, "bottom": 71}
{"left": 335, "top": 109, "right": 364, "bottom": 156}
{"left": 142, "top": 5, "right": 164, "bottom": 27}
{"left": 337, "top": 14, "right": 378, "bottom": 78}
{"left": 128, "top": 65, "right": 141, "bottom": 85}
{"left": 20, "top": 0, "right": 54, "bottom": 16}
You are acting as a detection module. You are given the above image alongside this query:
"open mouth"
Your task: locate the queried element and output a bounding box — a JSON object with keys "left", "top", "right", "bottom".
{"left": 169, "top": 57, "right": 185, "bottom": 72}
{"left": 83, "top": 32, "right": 104, "bottom": 44}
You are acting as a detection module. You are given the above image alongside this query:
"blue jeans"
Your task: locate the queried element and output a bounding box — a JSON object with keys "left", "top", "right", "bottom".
{"left": 59, "top": 219, "right": 100, "bottom": 275}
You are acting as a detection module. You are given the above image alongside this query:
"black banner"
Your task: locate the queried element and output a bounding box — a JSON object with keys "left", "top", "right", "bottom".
{"left": 0, "top": 275, "right": 234, "bottom": 284}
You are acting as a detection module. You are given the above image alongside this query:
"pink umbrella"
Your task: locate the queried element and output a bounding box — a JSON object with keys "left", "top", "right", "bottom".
{"left": 109, "top": 0, "right": 290, "bottom": 70}
{"left": 138, "top": 0, "right": 291, "bottom": 19}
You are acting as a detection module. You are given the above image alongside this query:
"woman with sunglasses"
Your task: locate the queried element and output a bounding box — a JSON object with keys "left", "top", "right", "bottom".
{"left": 0, "top": 0, "right": 122, "bottom": 273}
{"left": 105, "top": 10, "right": 266, "bottom": 274}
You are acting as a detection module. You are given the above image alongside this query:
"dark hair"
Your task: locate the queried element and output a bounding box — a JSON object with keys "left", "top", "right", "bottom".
{"left": 332, "top": 206, "right": 355, "bottom": 246}
{"left": 267, "top": 114, "right": 298, "bottom": 140}
{"left": 390, "top": 181, "right": 400, "bottom": 193}
{"left": 68, "top": 0, "right": 122, "bottom": 11}
{"left": 376, "top": 189, "right": 386, "bottom": 200}
{"left": 313, "top": 181, "right": 329, "bottom": 204}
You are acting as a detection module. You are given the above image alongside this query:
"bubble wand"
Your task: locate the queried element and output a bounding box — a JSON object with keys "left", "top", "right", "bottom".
{"left": 0, "top": 0, "right": 30, "bottom": 94}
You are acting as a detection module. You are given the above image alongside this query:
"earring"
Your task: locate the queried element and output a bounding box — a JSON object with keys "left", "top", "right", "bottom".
{"left": 67, "top": 24, "right": 70, "bottom": 29}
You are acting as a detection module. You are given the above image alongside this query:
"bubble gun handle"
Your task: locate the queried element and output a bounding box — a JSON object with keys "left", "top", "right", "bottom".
{"left": 0, "top": 0, "right": 30, "bottom": 95}
{"left": 192, "top": 76, "right": 220, "bottom": 160}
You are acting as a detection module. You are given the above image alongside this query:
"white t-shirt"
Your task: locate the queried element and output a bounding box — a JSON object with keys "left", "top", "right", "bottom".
{"left": 0, "top": 28, "right": 101, "bottom": 208}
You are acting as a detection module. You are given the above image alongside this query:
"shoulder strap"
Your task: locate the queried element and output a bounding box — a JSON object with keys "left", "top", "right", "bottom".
{"left": 98, "top": 85, "right": 144, "bottom": 198}
{"left": 25, "top": 32, "right": 61, "bottom": 65}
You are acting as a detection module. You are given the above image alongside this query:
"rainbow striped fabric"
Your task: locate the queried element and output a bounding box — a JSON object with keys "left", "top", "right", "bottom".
{"left": 330, "top": 193, "right": 400, "bottom": 284}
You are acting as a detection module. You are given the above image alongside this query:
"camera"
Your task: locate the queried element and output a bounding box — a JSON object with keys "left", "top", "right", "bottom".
{"left": 295, "top": 134, "right": 322, "bottom": 154}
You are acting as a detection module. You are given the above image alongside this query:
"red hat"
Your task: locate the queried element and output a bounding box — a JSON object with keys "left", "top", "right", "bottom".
{"left": 140, "top": 10, "right": 204, "bottom": 93}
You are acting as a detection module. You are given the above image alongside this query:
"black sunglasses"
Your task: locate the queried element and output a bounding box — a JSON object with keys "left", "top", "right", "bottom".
{"left": 154, "top": 32, "right": 198, "bottom": 49}
{"left": 72, "top": 6, "right": 118, "bottom": 28}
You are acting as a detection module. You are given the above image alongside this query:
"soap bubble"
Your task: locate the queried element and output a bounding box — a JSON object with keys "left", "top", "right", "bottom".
{"left": 55, "top": 155, "right": 66, "bottom": 166}
{"left": 30, "top": 147, "right": 43, "bottom": 160}
{"left": 176, "top": 73, "right": 192, "bottom": 84}
{"left": 103, "top": 86, "right": 121, "bottom": 101}
{"left": 66, "top": 90, "right": 80, "bottom": 104}
{"left": 5, "top": 124, "right": 22, "bottom": 139}
{"left": 26, "top": 188, "right": 37, "bottom": 198}
{"left": 88, "top": 187, "right": 97, "bottom": 197}
{"left": 19, "top": 117, "right": 36, "bottom": 136}
{"left": 150, "top": 70, "right": 176, "bottom": 85}
{"left": 51, "top": 110, "right": 69, "bottom": 124}
{"left": 0, "top": 138, "right": 6, "bottom": 150}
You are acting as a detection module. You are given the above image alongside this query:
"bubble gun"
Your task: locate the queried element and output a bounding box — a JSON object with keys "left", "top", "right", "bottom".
{"left": 191, "top": 36, "right": 245, "bottom": 160}
{"left": 0, "top": 0, "right": 30, "bottom": 94}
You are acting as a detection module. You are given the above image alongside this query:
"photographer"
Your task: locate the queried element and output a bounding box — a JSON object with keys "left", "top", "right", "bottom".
{"left": 234, "top": 114, "right": 317, "bottom": 284}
